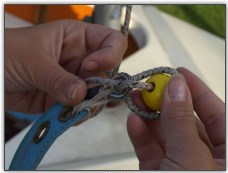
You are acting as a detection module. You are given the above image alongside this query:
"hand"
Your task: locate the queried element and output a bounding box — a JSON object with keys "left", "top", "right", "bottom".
{"left": 5, "top": 20, "right": 127, "bottom": 113}
{"left": 127, "top": 67, "right": 225, "bottom": 170}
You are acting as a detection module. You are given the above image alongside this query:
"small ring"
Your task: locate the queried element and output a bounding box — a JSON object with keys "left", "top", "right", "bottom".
{"left": 109, "top": 72, "right": 133, "bottom": 100}
{"left": 33, "top": 121, "right": 50, "bottom": 144}
{"left": 58, "top": 106, "right": 74, "bottom": 122}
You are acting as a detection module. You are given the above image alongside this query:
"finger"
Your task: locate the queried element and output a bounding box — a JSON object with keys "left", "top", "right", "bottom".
{"left": 81, "top": 25, "right": 128, "bottom": 71}
{"left": 212, "top": 144, "right": 225, "bottom": 159}
{"left": 131, "top": 90, "right": 151, "bottom": 111}
{"left": 131, "top": 90, "right": 210, "bottom": 152}
{"left": 214, "top": 159, "right": 225, "bottom": 170}
{"left": 60, "top": 20, "right": 127, "bottom": 75}
{"left": 131, "top": 90, "right": 166, "bottom": 151}
{"left": 145, "top": 120, "right": 166, "bottom": 152}
{"left": 177, "top": 67, "right": 225, "bottom": 146}
{"left": 161, "top": 73, "right": 215, "bottom": 167}
{"left": 127, "top": 113, "right": 164, "bottom": 170}
{"left": 195, "top": 116, "right": 213, "bottom": 149}
{"left": 63, "top": 58, "right": 107, "bottom": 79}
{"left": 31, "top": 57, "right": 87, "bottom": 106}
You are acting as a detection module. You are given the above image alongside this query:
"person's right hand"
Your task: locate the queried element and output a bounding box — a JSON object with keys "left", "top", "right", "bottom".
{"left": 127, "top": 67, "right": 225, "bottom": 170}
{"left": 5, "top": 20, "right": 127, "bottom": 113}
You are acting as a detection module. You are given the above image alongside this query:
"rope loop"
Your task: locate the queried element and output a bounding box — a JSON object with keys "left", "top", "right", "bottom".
{"left": 81, "top": 66, "right": 178, "bottom": 120}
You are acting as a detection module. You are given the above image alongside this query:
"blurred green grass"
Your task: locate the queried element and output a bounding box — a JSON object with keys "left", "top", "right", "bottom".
{"left": 156, "top": 5, "right": 225, "bottom": 39}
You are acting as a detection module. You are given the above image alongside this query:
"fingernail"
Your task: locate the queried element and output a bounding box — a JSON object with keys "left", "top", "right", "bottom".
{"left": 67, "top": 83, "right": 82, "bottom": 100}
{"left": 168, "top": 73, "right": 187, "bottom": 99}
{"left": 83, "top": 61, "right": 98, "bottom": 71}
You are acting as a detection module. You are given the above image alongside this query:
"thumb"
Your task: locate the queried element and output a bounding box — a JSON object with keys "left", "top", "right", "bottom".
{"left": 34, "top": 61, "right": 87, "bottom": 106}
{"left": 160, "top": 73, "right": 215, "bottom": 168}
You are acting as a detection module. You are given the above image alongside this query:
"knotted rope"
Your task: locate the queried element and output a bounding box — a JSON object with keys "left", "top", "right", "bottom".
{"left": 73, "top": 67, "right": 177, "bottom": 119}
{"left": 72, "top": 6, "right": 177, "bottom": 120}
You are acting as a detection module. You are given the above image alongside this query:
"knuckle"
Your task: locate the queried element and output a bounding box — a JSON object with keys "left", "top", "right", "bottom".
{"left": 49, "top": 71, "right": 70, "bottom": 93}
{"left": 49, "top": 75, "right": 62, "bottom": 92}
{"left": 100, "top": 54, "right": 120, "bottom": 70}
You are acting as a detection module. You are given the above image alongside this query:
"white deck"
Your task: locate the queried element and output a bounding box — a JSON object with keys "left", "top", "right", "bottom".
{"left": 5, "top": 5, "right": 225, "bottom": 170}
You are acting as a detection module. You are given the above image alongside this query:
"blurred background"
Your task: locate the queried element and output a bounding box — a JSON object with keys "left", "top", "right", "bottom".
{"left": 5, "top": 5, "right": 225, "bottom": 37}
{"left": 5, "top": 4, "right": 225, "bottom": 170}
{"left": 157, "top": 5, "right": 225, "bottom": 38}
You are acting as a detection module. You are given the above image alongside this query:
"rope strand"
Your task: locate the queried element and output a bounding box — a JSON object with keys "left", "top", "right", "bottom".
{"left": 122, "top": 5, "right": 132, "bottom": 37}
{"left": 79, "top": 67, "right": 178, "bottom": 120}
{"left": 76, "top": 6, "right": 176, "bottom": 120}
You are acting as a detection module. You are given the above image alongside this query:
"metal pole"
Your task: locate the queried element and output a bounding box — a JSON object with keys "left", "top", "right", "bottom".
{"left": 93, "top": 5, "right": 122, "bottom": 31}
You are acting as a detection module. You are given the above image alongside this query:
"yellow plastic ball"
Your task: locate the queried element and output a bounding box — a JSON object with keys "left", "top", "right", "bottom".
{"left": 142, "top": 74, "right": 170, "bottom": 111}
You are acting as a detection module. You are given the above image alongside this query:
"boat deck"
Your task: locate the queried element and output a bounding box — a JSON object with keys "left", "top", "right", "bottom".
{"left": 5, "top": 5, "right": 225, "bottom": 170}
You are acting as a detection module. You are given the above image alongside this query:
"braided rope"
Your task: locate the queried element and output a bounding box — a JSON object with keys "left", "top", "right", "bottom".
{"left": 85, "top": 66, "right": 176, "bottom": 90}
{"left": 125, "top": 67, "right": 177, "bottom": 119}
{"left": 85, "top": 76, "right": 152, "bottom": 90}
{"left": 109, "top": 5, "right": 132, "bottom": 77}
{"left": 83, "top": 67, "right": 178, "bottom": 119}
{"left": 132, "top": 66, "right": 177, "bottom": 81}
{"left": 74, "top": 6, "right": 176, "bottom": 120}
{"left": 122, "top": 5, "right": 132, "bottom": 37}
{"left": 125, "top": 97, "right": 160, "bottom": 120}
{"left": 77, "top": 5, "right": 133, "bottom": 120}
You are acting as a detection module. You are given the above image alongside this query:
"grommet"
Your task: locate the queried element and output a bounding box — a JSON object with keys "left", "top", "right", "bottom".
{"left": 142, "top": 73, "right": 170, "bottom": 111}
{"left": 33, "top": 121, "right": 50, "bottom": 144}
{"left": 58, "top": 106, "right": 73, "bottom": 122}
{"left": 109, "top": 72, "right": 133, "bottom": 100}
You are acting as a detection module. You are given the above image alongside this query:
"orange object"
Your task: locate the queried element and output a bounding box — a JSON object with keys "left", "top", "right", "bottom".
{"left": 5, "top": 5, "right": 40, "bottom": 23}
{"left": 46, "top": 5, "right": 94, "bottom": 22}
{"left": 5, "top": 5, "right": 94, "bottom": 24}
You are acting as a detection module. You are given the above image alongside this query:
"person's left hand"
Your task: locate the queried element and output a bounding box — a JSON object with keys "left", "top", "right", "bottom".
{"left": 5, "top": 20, "right": 127, "bottom": 113}
{"left": 127, "top": 68, "right": 225, "bottom": 170}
